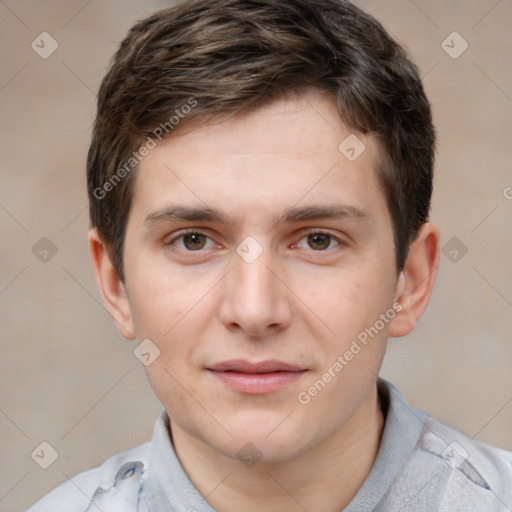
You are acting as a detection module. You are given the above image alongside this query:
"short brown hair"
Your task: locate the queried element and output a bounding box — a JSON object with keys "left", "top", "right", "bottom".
{"left": 87, "top": 0, "right": 435, "bottom": 281}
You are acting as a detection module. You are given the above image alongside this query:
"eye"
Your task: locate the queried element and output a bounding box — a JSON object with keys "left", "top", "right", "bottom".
{"left": 171, "top": 232, "right": 215, "bottom": 251}
{"left": 297, "top": 232, "right": 340, "bottom": 251}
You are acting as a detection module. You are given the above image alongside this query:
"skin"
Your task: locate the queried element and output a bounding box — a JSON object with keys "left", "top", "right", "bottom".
{"left": 90, "top": 88, "right": 439, "bottom": 511}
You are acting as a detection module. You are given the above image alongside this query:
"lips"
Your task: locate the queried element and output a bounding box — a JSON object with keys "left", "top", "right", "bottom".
{"left": 206, "top": 359, "right": 307, "bottom": 394}
{"left": 208, "top": 359, "right": 305, "bottom": 373}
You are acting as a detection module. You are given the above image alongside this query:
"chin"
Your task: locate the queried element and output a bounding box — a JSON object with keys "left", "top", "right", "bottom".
{"left": 204, "top": 413, "right": 322, "bottom": 466}
{"left": 214, "top": 435, "right": 308, "bottom": 466}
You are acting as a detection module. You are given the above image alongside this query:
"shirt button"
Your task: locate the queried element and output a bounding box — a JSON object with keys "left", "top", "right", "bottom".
{"left": 119, "top": 463, "right": 137, "bottom": 480}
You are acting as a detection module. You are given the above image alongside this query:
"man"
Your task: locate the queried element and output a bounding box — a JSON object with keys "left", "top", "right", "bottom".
{"left": 29, "top": 0, "right": 512, "bottom": 510}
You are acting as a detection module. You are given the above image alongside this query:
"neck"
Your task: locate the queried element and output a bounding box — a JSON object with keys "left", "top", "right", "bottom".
{"left": 171, "top": 385, "right": 384, "bottom": 512}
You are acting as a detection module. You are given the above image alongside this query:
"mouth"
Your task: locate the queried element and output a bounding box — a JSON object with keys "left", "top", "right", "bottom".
{"left": 206, "top": 359, "right": 308, "bottom": 394}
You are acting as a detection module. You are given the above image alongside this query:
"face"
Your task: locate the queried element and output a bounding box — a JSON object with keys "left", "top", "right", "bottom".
{"left": 121, "top": 89, "right": 402, "bottom": 462}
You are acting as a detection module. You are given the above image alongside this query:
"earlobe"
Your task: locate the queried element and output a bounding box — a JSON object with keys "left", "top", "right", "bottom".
{"left": 88, "top": 229, "right": 136, "bottom": 340}
{"left": 388, "top": 222, "right": 440, "bottom": 338}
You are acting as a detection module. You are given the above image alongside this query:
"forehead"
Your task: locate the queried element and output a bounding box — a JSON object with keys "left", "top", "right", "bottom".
{"left": 129, "top": 90, "right": 387, "bottom": 226}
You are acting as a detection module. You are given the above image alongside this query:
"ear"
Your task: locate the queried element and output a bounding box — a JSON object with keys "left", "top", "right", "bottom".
{"left": 88, "top": 228, "right": 136, "bottom": 340}
{"left": 388, "top": 222, "right": 440, "bottom": 338}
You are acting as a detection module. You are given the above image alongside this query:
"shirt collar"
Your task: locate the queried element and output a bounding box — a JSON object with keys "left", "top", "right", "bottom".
{"left": 142, "top": 378, "right": 427, "bottom": 511}
{"left": 344, "top": 378, "right": 428, "bottom": 511}
{"left": 142, "top": 412, "right": 216, "bottom": 511}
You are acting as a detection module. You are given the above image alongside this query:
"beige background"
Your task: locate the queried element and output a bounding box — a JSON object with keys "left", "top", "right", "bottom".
{"left": 1, "top": 1, "right": 511, "bottom": 510}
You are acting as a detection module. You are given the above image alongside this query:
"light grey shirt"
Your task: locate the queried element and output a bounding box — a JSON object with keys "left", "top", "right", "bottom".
{"left": 28, "top": 380, "right": 512, "bottom": 511}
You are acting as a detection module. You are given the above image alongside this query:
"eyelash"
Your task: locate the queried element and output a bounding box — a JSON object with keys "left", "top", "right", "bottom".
{"left": 165, "top": 229, "right": 345, "bottom": 253}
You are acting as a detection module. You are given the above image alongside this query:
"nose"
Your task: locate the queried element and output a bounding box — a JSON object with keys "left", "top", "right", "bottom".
{"left": 219, "top": 245, "right": 293, "bottom": 338}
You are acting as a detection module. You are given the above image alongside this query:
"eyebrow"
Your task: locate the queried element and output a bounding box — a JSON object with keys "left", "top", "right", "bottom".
{"left": 144, "top": 204, "right": 370, "bottom": 229}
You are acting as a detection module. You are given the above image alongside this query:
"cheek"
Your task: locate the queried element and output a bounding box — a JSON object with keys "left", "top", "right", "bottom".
{"left": 296, "top": 265, "right": 395, "bottom": 357}
{"left": 126, "top": 257, "right": 205, "bottom": 338}
{"left": 144, "top": 361, "right": 199, "bottom": 428}
{"left": 142, "top": 344, "right": 224, "bottom": 445}
{"left": 295, "top": 269, "right": 370, "bottom": 328}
